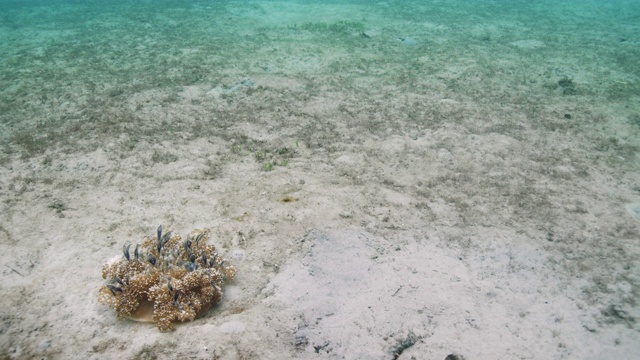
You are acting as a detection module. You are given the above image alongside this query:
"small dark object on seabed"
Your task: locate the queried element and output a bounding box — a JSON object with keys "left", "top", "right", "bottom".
{"left": 557, "top": 76, "right": 577, "bottom": 95}
{"left": 391, "top": 331, "right": 419, "bottom": 359}
{"left": 445, "top": 354, "right": 466, "bottom": 360}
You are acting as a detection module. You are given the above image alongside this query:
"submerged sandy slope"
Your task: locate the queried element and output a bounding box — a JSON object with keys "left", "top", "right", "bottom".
{"left": 1, "top": 123, "right": 638, "bottom": 359}
{"left": 1, "top": 1, "right": 639, "bottom": 359}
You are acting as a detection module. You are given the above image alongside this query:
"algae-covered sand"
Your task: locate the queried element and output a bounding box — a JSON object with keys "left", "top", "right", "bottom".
{"left": 1, "top": 0, "right": 639, "bottom": 359}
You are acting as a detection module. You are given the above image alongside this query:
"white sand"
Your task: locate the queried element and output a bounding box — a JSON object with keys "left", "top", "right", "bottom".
{"left": 1, "top": 1, "right": 639, "bottom": 359}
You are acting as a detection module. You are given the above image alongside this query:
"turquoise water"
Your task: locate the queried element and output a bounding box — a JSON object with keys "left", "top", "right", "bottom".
{"left": 0, "top": 0, "right": 639, "bottom": 158}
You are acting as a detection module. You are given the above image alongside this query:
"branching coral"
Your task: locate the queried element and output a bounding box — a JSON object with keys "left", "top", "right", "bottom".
{"left": 98, "top": 225, "right": 236, "bottom": 331}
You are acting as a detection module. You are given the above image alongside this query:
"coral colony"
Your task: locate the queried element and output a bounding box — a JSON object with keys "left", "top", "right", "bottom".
{"left": 98, "top": 225, "right": 236, "bottom": 331}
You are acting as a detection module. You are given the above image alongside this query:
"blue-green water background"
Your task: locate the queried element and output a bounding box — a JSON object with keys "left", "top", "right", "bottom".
{"left": 1, "top": 0, "right": 639, "bottom": 156}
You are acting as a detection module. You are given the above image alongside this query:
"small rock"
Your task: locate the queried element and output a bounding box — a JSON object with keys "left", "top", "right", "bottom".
{"left": 38, "top": 339, "right": 52, "bottom": 354}
{"left": 437, "top": 149, "right": 453, "bottom": 162}
{"left": 445, "top": 354, "right": 465, "bottom": 360}
{"left": 339, "top": 211, "right": 354, "bottom": 218}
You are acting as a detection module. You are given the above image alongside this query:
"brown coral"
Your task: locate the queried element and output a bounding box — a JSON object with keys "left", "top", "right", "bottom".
{"left": 98, "top": 226, "right": 236, "bottom": 331}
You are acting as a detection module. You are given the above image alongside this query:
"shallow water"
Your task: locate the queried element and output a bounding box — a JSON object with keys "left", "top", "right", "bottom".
{"left": 1, "top": 1, "right": 639, "bottom": 359}
{"left": 1, "top": 0, "right": 638, "bottom": 158}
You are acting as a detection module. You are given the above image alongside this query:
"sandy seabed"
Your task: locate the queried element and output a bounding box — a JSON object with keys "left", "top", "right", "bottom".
{"left": 1, "top": 1, "right": 639, "bottom": 359}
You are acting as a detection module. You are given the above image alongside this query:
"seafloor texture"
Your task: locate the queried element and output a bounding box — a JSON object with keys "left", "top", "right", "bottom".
{"left": 0, "top": 0, "right": 639, "bottom": 359}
